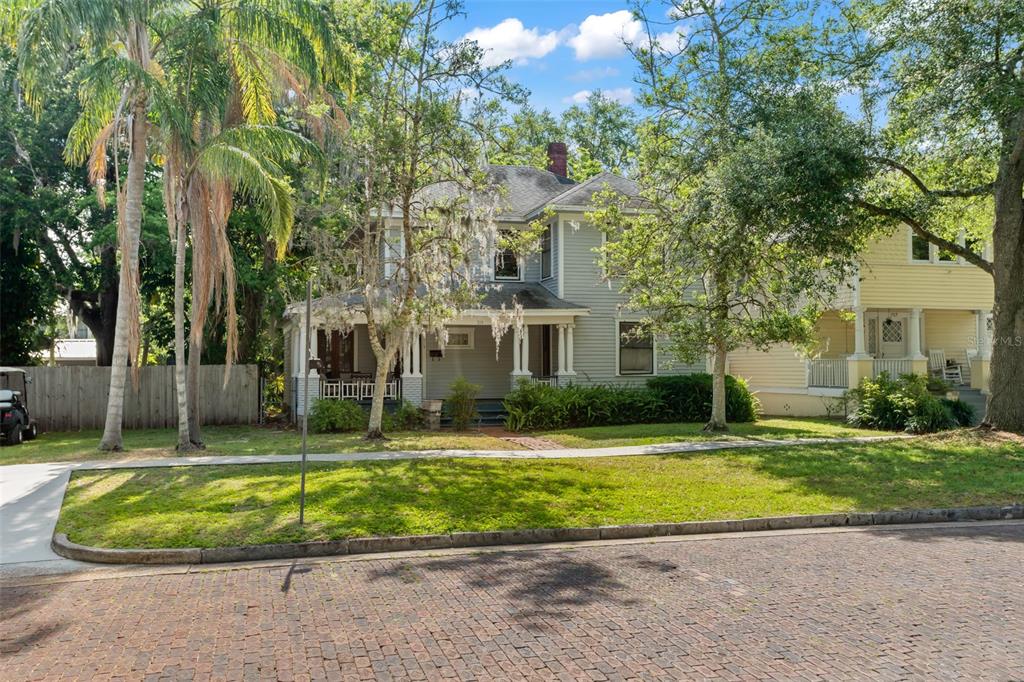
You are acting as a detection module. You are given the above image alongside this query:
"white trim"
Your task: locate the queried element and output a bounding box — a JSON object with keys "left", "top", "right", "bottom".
{"left": 445, "top": 327, "right": 475, "bottom": 350}
{"left": 748, "top": 386, "right": 845, "bottom": 397}
{"left": 556, "top": 218, "right": 564, "bottom": 296}
{"left": 493, "top": 228, "right": 525, "bottom": 282}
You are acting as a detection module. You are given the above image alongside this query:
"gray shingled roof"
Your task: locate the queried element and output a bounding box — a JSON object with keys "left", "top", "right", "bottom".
{"left": 477, "top": 282, "right": 586, "bottom": 310}
{"left": 526, "top": 171, "right": 645, "bottom": 216}
{"left": 411, "top": 165, "right": 576, "bottom": 219}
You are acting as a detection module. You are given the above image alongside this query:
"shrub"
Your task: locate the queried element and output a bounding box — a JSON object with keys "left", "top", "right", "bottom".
{"left": 447, "top": 377, "right": 480, "bottom": 430}
{"left": 941, "top": 398, "right": 976, "bottom": 427}
{"left": 383, "top": 400, "right": 425, "bottom": 431}
{"left": 502, "top": 373, "right": 757, "bottom": 432}
{"left": 926, "top": 375, "right": 953, "bottom": 394}
{"left": 647, "top": 374, "right": 758, "bottom": 423}
{"left": 308, "top": 398, "right": 367, "bottom": 433}
{"left": 847, "top": 372, "right": 958, "bottom": 434}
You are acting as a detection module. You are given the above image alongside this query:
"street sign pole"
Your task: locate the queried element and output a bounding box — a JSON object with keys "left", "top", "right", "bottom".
{"left": 299, "top": 279, "right": 311, "bottom": 525}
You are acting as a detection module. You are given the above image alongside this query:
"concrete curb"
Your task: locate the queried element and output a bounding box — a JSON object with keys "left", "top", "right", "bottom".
{"left": 52, "top": 503, "right": 1024, "bottom": 566}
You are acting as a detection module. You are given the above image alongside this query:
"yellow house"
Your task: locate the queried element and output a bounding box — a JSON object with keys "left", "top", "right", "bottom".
{"left": 728, "top": 225, "right": 994, "bottom": 416}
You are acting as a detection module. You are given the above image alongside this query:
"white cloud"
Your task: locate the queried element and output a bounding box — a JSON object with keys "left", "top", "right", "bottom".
{"left": 568, "top": 10, "right": 643, "bottom": 61}
{"left": 462, "top": 18, "right": 559, "bottom": 68}
{"left": 563, "top": 87, "right": 635, "bottom": 106}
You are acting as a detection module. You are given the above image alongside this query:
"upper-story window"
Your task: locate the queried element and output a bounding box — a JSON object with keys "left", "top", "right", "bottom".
{"left": 540, "top": 223, "right": 552, "bottom": 279}
{"left": 910, "top": 234, "right": 930, "bottom": 262}
{"left": 494, "top": 229, "right": 521, "bottom": 280}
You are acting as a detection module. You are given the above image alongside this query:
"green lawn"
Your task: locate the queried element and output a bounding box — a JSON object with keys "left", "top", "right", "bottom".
{"left": 56, "top": 432, "right": 1023, "bottom": 549}
{"left": 0, "top": 425, "right": 516, "bottom": 465}
{"left": 2, "top": 417, "right": 881, "bottom": 466}
{"left": 537, "top": 418, "right": 882, "bottom": 448}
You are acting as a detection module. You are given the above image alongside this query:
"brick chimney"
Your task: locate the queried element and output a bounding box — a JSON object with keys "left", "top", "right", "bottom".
{"left": 546, "top": 142, "right": 567, "bottom": 178}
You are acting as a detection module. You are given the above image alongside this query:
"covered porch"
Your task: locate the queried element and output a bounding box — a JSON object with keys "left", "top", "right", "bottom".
{"left": 805, "top": 307, "right": 993, "bottom": 391}
{"left": 283, "top": 284, "right": 589, "bottom": 416}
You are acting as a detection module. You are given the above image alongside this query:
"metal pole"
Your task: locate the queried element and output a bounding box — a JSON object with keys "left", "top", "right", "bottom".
{"left": 299, "top": 279, "right": 311, "bottom": 525}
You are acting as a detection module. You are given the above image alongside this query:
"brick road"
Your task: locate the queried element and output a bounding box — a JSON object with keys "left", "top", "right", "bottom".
{"left": 2, "top": 522, "right": 1023, "bottom": 681}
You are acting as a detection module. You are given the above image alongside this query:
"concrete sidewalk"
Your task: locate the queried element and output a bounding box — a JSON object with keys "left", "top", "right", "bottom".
{"left": 0, "top": 434, "right": 904, "bottom": 576}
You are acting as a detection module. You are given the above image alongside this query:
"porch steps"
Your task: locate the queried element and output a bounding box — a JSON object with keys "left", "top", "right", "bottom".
{"left": 440, "top": 400, "right": 508, "bottom": 427}
{"left": 955, "top": 389, "right": 987, "bottom": 426}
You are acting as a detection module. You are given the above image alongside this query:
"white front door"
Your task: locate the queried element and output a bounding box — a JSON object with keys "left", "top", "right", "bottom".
{"left": 878, "top": 314, "right": 908, "bottom": 358}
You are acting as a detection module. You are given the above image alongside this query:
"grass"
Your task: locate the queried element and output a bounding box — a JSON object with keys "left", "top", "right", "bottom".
{"left": 0, "top": 425, "right": 516, "bottom": 465}
{"left": 0, "top": 417, "right": 879, "bottom": 465}
{"left": 536, "top": 418, "right": 882, "bottom": 448}
{"left": 56, "top": 431, "right": 1023, "bottom": 550}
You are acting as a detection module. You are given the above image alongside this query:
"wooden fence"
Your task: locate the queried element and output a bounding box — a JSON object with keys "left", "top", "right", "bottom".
{"left": 15, "top": 365, "right": 259, "bottom": 431}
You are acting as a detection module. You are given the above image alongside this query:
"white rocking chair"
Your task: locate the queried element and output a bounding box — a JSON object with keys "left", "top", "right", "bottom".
{"left": 928, "top": 349, "right": 963, "bottom": 385}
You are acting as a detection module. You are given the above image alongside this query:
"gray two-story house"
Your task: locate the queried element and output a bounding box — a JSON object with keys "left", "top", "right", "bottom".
{"left": 283, "top": 143, "right": 703, "bottom": 417}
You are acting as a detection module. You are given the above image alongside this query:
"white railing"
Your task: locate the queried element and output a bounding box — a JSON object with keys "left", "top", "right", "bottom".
{"left": 807, "top": 359, "right": 849, "bottom": 388}
{"left": 320, "top": 379, "right": 400, "bottom": 401}
{"left": 531, "top": 376, "right": 557, "bottom": 387}
{"left": 872, "top": 359, "right": 912, "bottom": 378}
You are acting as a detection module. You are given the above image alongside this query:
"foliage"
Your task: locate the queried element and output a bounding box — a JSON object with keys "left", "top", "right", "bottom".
{"left": 484, "top": 91, "right": 638, "bottom": 180}
{"left": 926, "top": 376, "right": 953, "bottom": 394}
{"left": 503, "top": 373, "right": 757, "bottom": 432}
{"left": 446, "top": 377, "right": 480, "bottom": 431}
{"left": 383, "top": 401, "right": 425, "bottom": 432}
{"left": 302, "top": 0, "right": 524, "bottom": 437}
{"left": 594, "top": 1, "right": 876, "bottom": 429}
{"left": 941, "top": 398, "right": 976, "bottom": 429}
{"left": 847, "top": 373, "right": 963, "bottom": 433}
{"left": 647, "top": 375, "right": 758, "bottom": 423}
{"left": 309, "top": 398, "right": 366, "bottom": 433}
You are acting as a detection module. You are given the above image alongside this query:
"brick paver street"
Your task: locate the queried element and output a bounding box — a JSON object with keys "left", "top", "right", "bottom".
{"left": 2, "top": 522, "right": 1023, "bottom": 681}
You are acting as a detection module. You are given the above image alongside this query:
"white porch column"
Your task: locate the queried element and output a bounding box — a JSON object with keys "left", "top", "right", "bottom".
{"left": 512, "top": 327, "right": 523, "bottom": 374}
{"left": 852, "top": 306, "right": 870, "bottom": 358}
{"left": 412, "top": 331, "right": 422, "bottom": 376}
{"left": 557, "top": 324, "right": 567, "bottom": 375}
{"left": 908, "top": 308, "right": 926, "bottom": 359}
{"left": 976, "top": 309, "right": 992, "bottom": 359}
{"left": 566, "top": 323, "right": 576, "bottom": 375}
{"left": 400, "top": 330, "right": 412, "bottom": 378}
{"left": 521, "top": 324, "right": 531, "bottom": 376}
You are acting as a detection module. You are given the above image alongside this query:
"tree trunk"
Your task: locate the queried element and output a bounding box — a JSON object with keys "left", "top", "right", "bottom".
{"left": 984, "top": 128, "right": 1024, "bottom": 433}
{"left": 172, "top": 209, "right": 193, "bottom": 451}
{"left": 98, "top": 107, "right": 147, "bottom": 451}
{"left": 365, "top": 358, "right": 390, "bottom": 440}
{"left": 187, "top": 330, "right": 205, "bottom": 447}
{"left": 705, "top": 338, "right": 728, "bottom": 432}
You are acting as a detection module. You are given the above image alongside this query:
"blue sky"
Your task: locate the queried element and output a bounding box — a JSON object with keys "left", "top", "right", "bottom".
{"left": 443, "top": 1, "right": 662, "bottom": 114}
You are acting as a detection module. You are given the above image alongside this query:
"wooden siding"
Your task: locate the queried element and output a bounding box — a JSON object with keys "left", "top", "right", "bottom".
{"left": 558, "top": 214, "right": 704, "bottom": 386}
{"left": 17, "top": 364, "right": 259, "bottom": 431}
{"left": 423, "top": 326, "right": 514, "bottom": 400}
{"left": 859, "top": 226, "right": 994, "bottom": 310}
{"left": 727, "top": 345, "right": 808, "bottom": 389}
{"left": 814, "top": 311, "right": 855, "bottom": 358}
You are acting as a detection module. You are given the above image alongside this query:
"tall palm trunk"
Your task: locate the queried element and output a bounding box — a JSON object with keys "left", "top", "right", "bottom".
{"left": 172, "top": 202, "right": 193, "bottom": 451}
{"left": 187, "top": 257, "right": 205, "bottom": 447}
{"left": 98, "top": 105, "right": 147, "bottom": 451}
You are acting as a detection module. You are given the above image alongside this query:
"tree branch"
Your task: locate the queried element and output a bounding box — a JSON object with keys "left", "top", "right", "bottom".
{"left": 854, "top": 198, "right": 994, "bottom": 274}
{"left": 869, "top": 156, "right": 996, "bottom": 197}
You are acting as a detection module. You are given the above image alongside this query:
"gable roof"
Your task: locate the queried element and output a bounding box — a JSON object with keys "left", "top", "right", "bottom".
{"left": 404, "top": 165, "right": 641, "bottom": 222}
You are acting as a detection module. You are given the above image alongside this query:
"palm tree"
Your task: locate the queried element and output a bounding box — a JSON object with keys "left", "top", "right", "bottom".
{"left": 17, "top": 0, "right": 349, "bottom": 451}
{"left": 156, "top": 0, "right": 349, "bottom": 446}
{"left": 17, "top": 0, "right": 183, "bottom": 450}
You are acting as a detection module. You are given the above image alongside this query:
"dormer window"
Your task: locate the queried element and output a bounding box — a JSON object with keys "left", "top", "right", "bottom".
{"left": 494, "top": 229, "right": 521, "bottom": 280}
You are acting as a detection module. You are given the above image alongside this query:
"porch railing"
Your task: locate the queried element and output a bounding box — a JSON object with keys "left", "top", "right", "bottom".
{"left": 872, "top": 359, "right": 912, "bottom": 378}
{"left": 531, "top": 376, "right": 558, "bottom": 387}
{"left": 320, "top": 378, "right": 400, "bottom": 401}
{"left": 807, "top": 359, "right": 848, "bottom": 388}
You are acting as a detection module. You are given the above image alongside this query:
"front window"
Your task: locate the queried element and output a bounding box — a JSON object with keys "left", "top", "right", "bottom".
{"left": 541, "top": 224, "right": 552, "bottom": 279}
{"left": 911, "top": 234, "right": 930, "bottom": 262}
{"left": 494, "top": 230, "right": 520, "bottom": 280}
{"left": 618, "top": 321, "right": 653, "bottom": 375}
{"left": 445, "top": 328, "right": 475, "bottom": 350}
